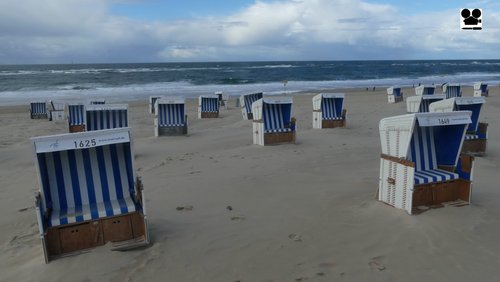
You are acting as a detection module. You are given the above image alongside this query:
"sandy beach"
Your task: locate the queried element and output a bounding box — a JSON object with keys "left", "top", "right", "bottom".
{"left": 1, "top": 86, "right": 500, "bottom": 281}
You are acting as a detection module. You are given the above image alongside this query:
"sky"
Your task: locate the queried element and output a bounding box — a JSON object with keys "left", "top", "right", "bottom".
{"left": 0, "top": 0, "right": 499, "bottom": 64}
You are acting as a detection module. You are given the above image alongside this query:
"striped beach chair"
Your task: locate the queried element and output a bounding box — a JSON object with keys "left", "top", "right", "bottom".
{"left": 387, "top": 87, "right": 403, "bottom": 103}
{"left": 154, "top": 97, "right": 188, "bottom": 136}
{"left": 149, "top": 96, "right": 163, "bottom": 114}
{"left": 198, "top": 95, "right": 219, "bottom": 118}
{"left": 215, "top": 91, "right": 229, "bottom": 109}
{"left": 473, "top": 82, "right": 488, "bottom": 97}
{"left": 312, "top": 93, "right": 347, "bottom": 129}
{"left": 32, "top": 128, "right": 149, "bottom": 263}
{"left": 86, "top": 104, "right": 128, "bottom": 131}
{"left": 252, "top": 97, "right": 295, "bottom": 145}
{"left": 67, "top": 104, "right": 86, "bottom": 132}
{"left": 414, "top": 85, "right": 435, "bottom": 96}
{"left": 406, "top": 94, "right": 445, "bottom": 113}
{"left": 89, "top": 99, "right": 106, "bottom": 105}
{"left": 430, "top": 97, "right": 488, "bottom": 154}
{"left": 30, "top": 101, "right": 48, "bottom": 119}
{"left": 240, "top": 92, "right": 263, "bottom": 120}
{"left": 443, "top": 83, "right": 462, "bottom": 98}
{"left": 378, "top": 111, "right": 475, "bottom": 214}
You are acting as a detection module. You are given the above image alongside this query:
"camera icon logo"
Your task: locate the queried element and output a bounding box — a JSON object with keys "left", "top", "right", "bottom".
{"left": 461, "top": 8, "right": 482, "bottom": 30}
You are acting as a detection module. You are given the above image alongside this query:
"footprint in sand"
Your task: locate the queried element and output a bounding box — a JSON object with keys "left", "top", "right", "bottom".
{"left": 368, "top": 256, "right": 386, "bottom": 271}
{"left": 288, "top": 233, "right": 302, "bottom": 242}
{"left": 176, "top": 205, "right": 194, "bottom": 211}
{"left": 230, "top": 215, "right": 246, "bottom": 221}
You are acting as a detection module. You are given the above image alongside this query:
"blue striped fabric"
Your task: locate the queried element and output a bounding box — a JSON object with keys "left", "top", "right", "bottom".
{"left": 321, "top": 97, "right": 344, "bottom": 120}
{"left": 31, "top": 102, "right": 47, "bottom": 115}
{"left": 158, "top": 104, "right": 185, "bottom": 126}
{"left": 201, "top": 97, "right": 219, "bottom": 112}
{"left": 263, "top": 103, "right": 291, "bottom": 133}
{"left": 393, "top": 88, "right": 402, "bottom": 97}
{"left": 422, "top": 87, "right": 435, "bottom": 95}
{"left": 445, "top": 85, "right": 461, "bottom": 98}
{"left": 419, "top": 98, "right": 442, "bottom": 113}
{"left": 409, "top": 125, "right": 459, "bottom": 185}
{"left": 68, "top": 105, "right": 85, "bottom": 126}
{"left": 86, "top": 109, "right": 128, "bottom": 131}
{"left": 36, "top": 143, "right": 136, "bottom": 227}
{"left": 244, "top": 93, "right": 263, "bottom": 114}
{"left": 455, "top": 103, "right": 481, "bottom": 132}
{"left": 480, "top": 84, "right": 488, "bottom": 92}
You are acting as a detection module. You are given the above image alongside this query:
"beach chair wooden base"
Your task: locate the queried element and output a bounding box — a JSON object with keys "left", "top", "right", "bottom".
{"left": 43, "top": 211, "right": 148, "bottom": 262}
{"left": 462, "top": 139, "right": 487, "bottom": 155}
{"left": 264, "top": 131, "right": 295, "bottom": 145}
{"left": 69, "top": 125, "right": 86, "bottom": 133}
{"left": 200, "top": 112, "right": 219, "bottom": 118}
{"left": 156, "top": 125, "right": 188, "bottom": 136}
{"left": 411, "top": 179, "right": 471, "bottom": 214}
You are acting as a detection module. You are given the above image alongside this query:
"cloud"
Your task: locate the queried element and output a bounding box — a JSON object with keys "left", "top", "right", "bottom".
{"left": 0, "top": 0, "right": 499, "bottom": 63}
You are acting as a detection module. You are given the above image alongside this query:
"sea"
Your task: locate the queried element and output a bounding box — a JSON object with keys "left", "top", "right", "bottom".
{"left": 1, "top": 60, "right": 500, "bottom": 105}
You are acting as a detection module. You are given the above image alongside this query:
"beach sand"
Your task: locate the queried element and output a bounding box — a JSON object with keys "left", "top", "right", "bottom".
{"left": 1, "top": 87, "right": 500, "bottom": 281}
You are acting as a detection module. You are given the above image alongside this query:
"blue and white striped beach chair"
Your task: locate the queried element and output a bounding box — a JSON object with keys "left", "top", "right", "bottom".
{"left": 252, "top": 97, "right": 295, "bottom": 145}
{"left": 49, "top": 100, "right": 65, "bottom": 121}
{"left": 67, "top": 103, "right": 86, "bottom": 132}
{"left": 473, "top": 82, "right": 488, "bottom": 97}
{"left": 30, "top": 101, "right": 48, "bottom": 119}
{"left": 312, "top": 93, "right": 347, "bottom": 128}
{"left": 154, "top": 97, "right": 188, "bottom": 136}
{"left": 378, "top": 111, "right": 475, "bottom": 214}
{"left": 240, "top": 92, "right": 263, "bottom": 120}
{"left": 198, "top": 95, "right": 219, "bottom": 118}
{"left": 430, "top": 97, "right": 487, "bottom": 154}
{"left": 86, "top": 104, "right": 128, "bottom": 131}
{"left": 415, "top": 85, "right": 435, "bottom": 96}
{"left": 387, "top": 87, "right": 403, "bottom": 103}
{"left": 443, "top": 84, "right": 462, "bottom": 98}
{"left": 32, "top": 128, "right": 149, "bottom": 263}
{"left": 406, "top": 94, "right": 445, "bottom": 113}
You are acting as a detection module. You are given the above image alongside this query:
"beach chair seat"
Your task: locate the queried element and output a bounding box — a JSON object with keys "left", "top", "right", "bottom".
{"left": 252, "top": 98, "right": 295, "bottom": 145}
{"left": 86, "top": 104, "right": 128, "bottom": 131}
{"left": 312, "top": 93, "right": 347, "bottom": 128}
{"left": 240, "top": 92, "right": 263, "bottom": 120}
{"left": 30, "top": 101, "right": 49, "bottom": 119}
{"left": 155, "top": 97, "right": 188, "bottom": 136}
{"left": 443, "top": 84, "right": 461, "bottom": 98}
{"left": 387, "top": 87, "right": 403, "bottom": 103}
{"left": 378, "top": 112, "right": 475, "bottom": 214}
{"left": 198, "top": 95, "right": 219, "bottom": 118}
{"left": 33, "top": 128, "right": 149, "bottom": 263}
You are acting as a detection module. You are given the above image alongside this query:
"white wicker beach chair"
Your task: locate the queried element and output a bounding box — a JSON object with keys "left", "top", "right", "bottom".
{"left": 154, "top": 97, "right": 188, "bottom": 136}
{"left": 312, "top": 93, "right": 347, "bottom": 128}
{"left": 252, "top": 97, "right": 295, "bottom": 146}
{"left": 443, "top": 83, "right": 462, "bottom": 98}
{"left": 30, "top": 101, "right": 49, "bottom": 119}
{"left": 387, "top": 87, "right": 403, "bottom": 103}
{"left": 414, "top": 85, "right": 435, "bottom": 96}
{"left": 149, "top": 96, "right": 164, "bottom": 114}
{"left": 240, "top": 92, "right": 263, "bottom": 120}
{"left": 406, "top": 94, "right": 445, "bottom": 113}
{"left": 86, "top": 104, "right": 128, "bottom": 131}
{"left": 67, "top": 103, "right": 86, "bottom": 133}
{"left": 473, "top": 82, "right": 488, "bottom": 97}
{"left": 32, "top": 128, "right": 149, "bottom": 263}
{"left": 429, "top": 97, "right": 487, "bottom": 154}
{"left": 198, "top": 95, "right": 219, "bottom": 118}
{"left": 378, "top": 111, "right": 475, "bottom": 214}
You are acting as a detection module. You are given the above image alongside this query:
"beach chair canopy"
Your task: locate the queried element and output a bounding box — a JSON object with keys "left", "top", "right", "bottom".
{"left": 443, "top": 84, "right": 461, "bottom": 98}
{"left": 67, "top": 104, "right": 86, "bottom": 126}
{"left": 380, "top": 112, "right": 471, "bottom": 185}
{"left": 415, "top": 85, "right": 435, "bottom": 96}
{"left": 241, "top": 92, "right": 263, "bottom": 114}
{"left": 406, "top": 94, "right": 445, "bottom": 113}
{"left": 387, "top": 87, "right": 402, "bottom": 97}
{"left": 156, "top": 97, "right": 186, "bottom": 126}
{"left": 32, "top": 128, "right": 138, "bottom": 227}
{"left": 199, "top": 95, "right": 219, "bottom": 112}
{"left": 313, "top": 93, "right": 345, "bottom": 120}
{"left": 86, "top": 104, "right": 128, "bottom": 131}
{"left": 31, "top": 101, "right": 47, "bottom": 115}
{"left": 429, "top": 97, "right": 484, "bottom": 133}
{"left": 252, "top": 97, "right": 293, "bottom": 133}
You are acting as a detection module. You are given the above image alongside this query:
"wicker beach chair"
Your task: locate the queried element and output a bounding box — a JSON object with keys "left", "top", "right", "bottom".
{"left": 154, "top": 97, "right": 188, "bottom": 136}
{"left": 86, "top": 104, "right": 128, "bottom": 131}
{"left": 149, "top": 96, "right": 164, "bottom": 114}
{"left": 473, "top": 82, "right": 488, "bottom": 97}
{"left": 49, "top": 100, "right": 65, "bottom": 121}
{"left": 312, "top": 93, "right": 347, "bottom": 128}
{"left": 67, "top": 103, "right": 86, "bottom": 133}
{"left": 240, "top": 92, "right": 263, "bottom": 120}
{"left": 387, "top": 87, "right": 403, "bottom": 103}
{"left": 406, "top": 94, "right": 445, "bottom": 113}
{"left": 430, "top": 97, "right": 487, "bottom": 155}
{"left": 30, "top": 101, "right": 49, "bottom": 119}
{"left": 198, "top": 95, "right": 219, "bottom": 118}
{"left": 414, "top": 85, "right": 435, "bottom": 96}
{"left": 32, "top": 128, "right": 149, "bottom": 263}
{"left": 378, "top": 111, "right": 475, "bottom": 214}
{"left": 252, "top": 97, "right": 296, "bottom": 146}
{"left": 443, "top": 83, "right": 462, "bottom": 99}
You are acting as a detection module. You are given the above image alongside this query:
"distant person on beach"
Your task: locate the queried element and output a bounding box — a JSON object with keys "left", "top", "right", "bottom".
{"left": 373, "top": 86, "right": 376, "bottom": 91}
